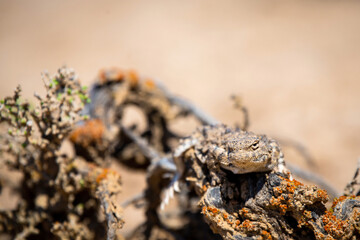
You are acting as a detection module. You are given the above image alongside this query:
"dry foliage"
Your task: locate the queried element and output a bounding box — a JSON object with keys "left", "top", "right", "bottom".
{"left": 0, "top": 67, "right": 359, "bottom": 240}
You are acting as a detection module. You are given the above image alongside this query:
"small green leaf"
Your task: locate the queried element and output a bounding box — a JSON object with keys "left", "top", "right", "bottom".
{"left": 57, "top": 93, "right": 63, "bottom": 100}
{"left": 78, "top": 93, "right": 85, "bottom": 100}
{"left": 79, "top": 179, "right": 85, "bottom": 187}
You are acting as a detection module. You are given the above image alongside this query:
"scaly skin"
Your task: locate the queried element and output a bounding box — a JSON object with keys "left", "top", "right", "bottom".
{"left": 161, "top": 124, "right": 287, "bottom": 209}
{"left": 174, "top": 124, "right": 285, "bottom": 176}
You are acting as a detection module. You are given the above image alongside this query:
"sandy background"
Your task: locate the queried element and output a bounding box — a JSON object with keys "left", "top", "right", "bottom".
{"left": 1, "top": 0, "right": 360, "bottom": 235}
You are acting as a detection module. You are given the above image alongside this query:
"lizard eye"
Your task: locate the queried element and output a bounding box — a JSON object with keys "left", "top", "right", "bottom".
{"left": 251, "top": 140, "right": 259, "bottom": 150}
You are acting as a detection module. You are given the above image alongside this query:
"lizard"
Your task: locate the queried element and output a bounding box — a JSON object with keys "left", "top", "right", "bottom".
{"left": 161, "top": 123, "right": 289, "bottom": 208}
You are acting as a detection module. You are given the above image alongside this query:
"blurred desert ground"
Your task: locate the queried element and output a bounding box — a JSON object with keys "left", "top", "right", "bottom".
{"left": 1, "top": 0, "right": 360, "bottom": 235}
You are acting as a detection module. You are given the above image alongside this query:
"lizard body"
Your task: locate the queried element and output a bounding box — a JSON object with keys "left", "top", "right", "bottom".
{"left": 161, "top": 124, "right": 287, "bottom": 208}
{"left": 174, "top": 124, "right": 285, "bottom": 177}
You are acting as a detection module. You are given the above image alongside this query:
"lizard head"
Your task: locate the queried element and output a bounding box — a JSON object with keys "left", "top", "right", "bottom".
{"left": 213, "top": 131, "right": 280, "bottom": 174}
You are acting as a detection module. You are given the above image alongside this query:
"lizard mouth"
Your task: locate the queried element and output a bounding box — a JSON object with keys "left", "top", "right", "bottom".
{"left": 250, "top": 154, "right": 269, "bottom": 163}
{"left": 262, "top": 154, "right": 271, "bottom": 162}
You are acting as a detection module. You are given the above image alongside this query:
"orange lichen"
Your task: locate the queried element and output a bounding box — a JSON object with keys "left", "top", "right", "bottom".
{"left": 97, "top": 68, "right": 143, "bottom": 87}
{"left": 269, "top": 175, "right": 329, "bottom": 219}
{"left": 98, "top": 68, "right": 125, "bottom": 84}
{"left": 261, "top": 230, "right": 272, "bottom": 240}
{"left": 239, "top": 207, "right": 250, "bottom": 218}
{"left": 303, "top": 210, "right": 312, "bottom": 219}
{"left": 202, "top": 206, "right": 221, "bottom": 217}
{"left": 331, "top": 195, "right": 354, "bottom": 209}
{"left": 126, "top": 70, "right": 139, "bottom": 87}
{"left": 98, "top": 69, "right": 107, "bottom": 83}
{"left": 279, "top": 204, "right": 288, "bottom": 215}
{"left": 69, "top": 119, "right": 105, "bottom": 147}
{"left": 321, "top": 210, "right": 351, "bottom": 238}
{"left": 95, "top": 168, "right": 116, "bottom": 183}
{"left": 277, "top": 176, "right": 303, "bottom": 193}
{"left": 240, "top": 219, "right": 255, "bottom": 232}
{"left": 209, "top": 207, "right": 219, "bottom": 214}
{"left": 144, "top": 79, "right": 155, "bottom": 89}
{"left": 273, "top": 186, "right": 283, "bottom": 195}
{"left": 202, "top": 206, "right": 207, "bottom": 214}
{"left": 316, "top": 189, "right": 329, "bottom": 200}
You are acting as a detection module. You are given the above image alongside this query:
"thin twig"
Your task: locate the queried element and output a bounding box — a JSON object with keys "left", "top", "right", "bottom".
{"left": 121, "top": 192, "right": 145, "bottom": 208}
{"left": 277, "top": 137, "right": 318, "bottom": 168}
{"left": 120, "top": 124, "right": 161, "bottom": 160}
{"left": 97, "top": 187, "right": 118, "bottom": 240}
{"left": 120, "top": 123, "right": 176, "bottom": 172}
{"left": 231, "top": 95, "right": 249, "bottom": 131}
{"left": 156, "top": 82, "right": 219, "bottom": 126}
{"left": 74, "top": 159, "right": 124, "bottom": 239}
{"left": 343, "top": 157, "right": 360, "bottom": 196}
{"left": 149, "top": 82, "right": 339, "bottom": 199}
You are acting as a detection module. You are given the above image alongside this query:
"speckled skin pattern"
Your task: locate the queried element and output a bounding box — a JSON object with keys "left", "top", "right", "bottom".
{"left": 174, "top": 124, "right": 284, "bottom": 175}
{"left": 161, "top": 124, "right": 286, "bottom": 209}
